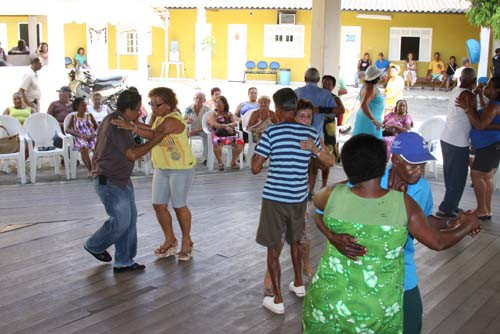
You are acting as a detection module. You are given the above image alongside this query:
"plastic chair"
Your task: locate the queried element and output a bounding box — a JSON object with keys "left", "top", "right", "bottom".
{"left": 134, "top": 113, "right": 153, "bottom": 175}
{"left": 245, "top": 61, "right": 256, "bottom": 70}
{"left": 63, "top": 112, "right": 80, "bottom": 179}
{"left": 269, "top": 61, "right": 280, "bottom": 70}
{"left": 202, "top": 112, "right": 244, "bottom": 171}
{"left": 257, "top": 61, "right": 268, "bottom": 70}
{"left": 417, "top": 115, "right": 447, "bottom": 178}
{"left": 337, "top": 110, "right": 358, "bottom": 151}
{"left": 65, "top": 57, "right": 73, "bottom": 68}
{"left": 0, "top": 115, "right": 29, "bottom": 184}
{"left": 23, "top": 113, "right": 71, "bottom": 183}
{"left": 241, "top": 109, "right": 256, "bottom": 159}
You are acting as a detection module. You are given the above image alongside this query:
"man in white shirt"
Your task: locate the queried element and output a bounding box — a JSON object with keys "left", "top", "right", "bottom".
{"left": 452, "top": 58, "right": 471, "bottom": 88}
{"left": 19, "top": 57, "right": 43, "bottom": 112}
{"left": 438, "top": 67, "right": 476, "bottom": 218}
{"left": 185, "top": 91, "right": 210, "bottom": 165}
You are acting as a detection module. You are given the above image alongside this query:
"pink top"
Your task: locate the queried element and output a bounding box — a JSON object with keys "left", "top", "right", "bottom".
{"left": 383, "top": 112, "right": 413, "bottom": 135}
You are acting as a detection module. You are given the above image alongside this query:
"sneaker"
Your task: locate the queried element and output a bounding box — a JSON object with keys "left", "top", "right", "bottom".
{"left": 262, "top": 296, "right": 284, "bottom": 314}
{"left": 288, "top": 282, "right": 306, "bottom": 297}
{"left": 84, "top": 245, "right": 112, "bottom": 262}
{"left": 113, "top": 263, "right": 146, "bottom": 273}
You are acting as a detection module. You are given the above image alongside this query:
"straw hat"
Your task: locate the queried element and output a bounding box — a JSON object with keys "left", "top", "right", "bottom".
{"left": 391, "top": 64, "right": 401, "bottom": 74}
{"left": 365, "top": 65, "right": 382, "bottom": 81}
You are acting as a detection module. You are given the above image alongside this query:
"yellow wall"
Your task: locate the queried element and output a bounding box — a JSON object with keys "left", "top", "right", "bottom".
{"left": 341, "top": 12, "right": 481, "bottom": 77}
{"left": 205, "top": 9, "right": 312, "bottom": 82}
{"left": 107, "top": 25, "right": 165, "bottom": 77}
{"left": 64, "top": 23, "right": 86, "bottom": 60}
{"left": 167, "top": 9, "right": 197, "bottom": 78}
{"left": 0, "top": 15, "right": 48, "bottom": 50}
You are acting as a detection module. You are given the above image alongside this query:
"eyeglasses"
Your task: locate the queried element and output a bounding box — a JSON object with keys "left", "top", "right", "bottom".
{"left": 148, "top": 102, "right": 165, "bottom": 108}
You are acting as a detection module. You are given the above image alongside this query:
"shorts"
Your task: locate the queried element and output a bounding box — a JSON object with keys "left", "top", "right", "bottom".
{"left": 256, "top": 199, "right": 307, "bottom": 248}
{"left": 472, "top": 142, "right": 500, "bottom": 173}
{"left": 431, "top": 73, "right": 444, "bottom": 82}
{"left": 152, "top": 168, "right": 195, "bottom": 207}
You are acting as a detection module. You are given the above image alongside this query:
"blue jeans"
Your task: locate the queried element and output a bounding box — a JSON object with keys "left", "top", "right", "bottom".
{"left": 354, "top": 70, "right": 366, "bottom": 86}
{"left": 438, "top": 140, "right": 469, "bottom": 215}
{"left": 85, "top": 179, "right": 138, "bottom": 267}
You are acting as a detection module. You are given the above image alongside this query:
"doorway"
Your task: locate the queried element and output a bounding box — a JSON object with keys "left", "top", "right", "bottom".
{"left": 227, "top": 24, "right": 247, "bottom": 82}
{"left": 340, "top": 26, "right": 361, "bottom": 86}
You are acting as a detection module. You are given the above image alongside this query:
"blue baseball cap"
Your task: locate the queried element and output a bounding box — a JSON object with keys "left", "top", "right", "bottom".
{"left": 391, "top": 132, "right": 436, "bottom": 164}
{"left": 477, "top": 77, "right": 488, "bottom": 85}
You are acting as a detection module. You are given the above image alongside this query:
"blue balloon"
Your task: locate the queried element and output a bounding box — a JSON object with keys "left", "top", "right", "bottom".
{"left": 466, "top": 39, "right": 480, "bottom": 64}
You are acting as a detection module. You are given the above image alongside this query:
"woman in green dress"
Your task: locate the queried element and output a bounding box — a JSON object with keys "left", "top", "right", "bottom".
{"left": 302, "top": 134, "right": 480, "bottom": 333}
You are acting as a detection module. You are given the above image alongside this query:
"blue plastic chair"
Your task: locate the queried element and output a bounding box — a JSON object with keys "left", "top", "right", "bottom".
{"left": 245, "top": 61, "right": 256, "bottom": 70}
{"left": 64, "top": 57, "right": 73, "bottom": 68}
{"left": 466, "top": 39, "right": 480, "bottom": 64}
{"left": 257, "top": 61, "right": 268, "bottom": 70}
{"left": 269, "top": 61, "right": 280, "bottom": 70}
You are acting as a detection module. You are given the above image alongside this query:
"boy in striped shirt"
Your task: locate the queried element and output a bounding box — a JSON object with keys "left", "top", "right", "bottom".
{"left": 251, "top": 88, "right": 321, "bottom": 314}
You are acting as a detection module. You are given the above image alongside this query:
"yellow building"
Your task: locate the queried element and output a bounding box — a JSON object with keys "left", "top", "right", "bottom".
{"left": 0, "top": 0, "right": 493, "bottom": 83}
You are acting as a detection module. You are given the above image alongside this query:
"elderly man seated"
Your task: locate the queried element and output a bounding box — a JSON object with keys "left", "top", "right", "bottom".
{"left": 8, "top": 39, "right": 30, "bottom": 55}
{"left": 185, "top": 91, "right": 210, "bottom": 165}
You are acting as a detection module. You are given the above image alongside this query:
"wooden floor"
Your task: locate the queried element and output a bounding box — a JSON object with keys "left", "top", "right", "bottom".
{"left": 0, "top": 165, "right": 499, "bottom": 334}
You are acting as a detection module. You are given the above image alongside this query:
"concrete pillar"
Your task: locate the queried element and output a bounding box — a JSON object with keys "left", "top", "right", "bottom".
{"left": 28, "top": 15, "right": 38, "bottom": 54}
{"left": 195, "top": 5, "right": 207, "bottom": 81}
{"left": 47, "top": 9, "right": 65, "bottom": 70}
{"left": 478, "top": 27, "right": 490, "bottom": 78}
{"left": 136, "top": 21, "right": 149, "bottom": 82}
{"left": 310, "top": 0, "right": 341, "bottom": 80}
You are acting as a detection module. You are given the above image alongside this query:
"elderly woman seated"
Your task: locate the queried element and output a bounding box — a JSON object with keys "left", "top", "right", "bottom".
{"left": 207, "top": 96, "right": 244, "bottom": 170}
{"left": 247, "top": 95, "right": 278, "bottom": 143}
{"left": 3, "top": 92, "right": 33, "bottom": 125}
{"left": 382, "top": 99, "right": 413, "bottom": 158}
{"left": 66, "top": 97, "right": 98, "bottom": 175}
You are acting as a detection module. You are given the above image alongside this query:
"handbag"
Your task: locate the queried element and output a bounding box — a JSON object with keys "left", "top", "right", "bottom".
{"left": 0, "top": 125, "right": 20, "bottom": 154}
{"left": 214, "top": 127, "right": 233, "bottom": 137}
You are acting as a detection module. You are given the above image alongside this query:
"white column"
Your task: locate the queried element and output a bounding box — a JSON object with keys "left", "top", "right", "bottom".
{"left": 28, "top": 15, "right": 38, "bottom": 55}
{"left": 478, "top": 27, "right": 490, "bottom": 78}
{"left": 47, "top": 9, "right": 66, "bottom": 70}
{"left": 310, "top": 0, "right": 326, "bottom": 73}
{"left": 195, "top": 5, "right": 207, "bottom": 81}
{"left": 323, "top": 0, "right": 341, "bottom": 80}
{"left": 163, "top": 10, "right": 170, "bottom": 66}
{"left": 136, "top": 21, "right": 149, "bottom": 82}
{"left": 310, "top": 0, "right": 341, "bottom": 79}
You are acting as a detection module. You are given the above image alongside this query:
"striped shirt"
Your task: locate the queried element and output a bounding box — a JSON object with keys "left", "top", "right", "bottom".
{"left": 255, "top": 122, "right": 320, "bottom": 203}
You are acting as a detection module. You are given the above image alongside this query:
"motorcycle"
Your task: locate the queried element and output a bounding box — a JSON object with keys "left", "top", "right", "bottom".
{"left": 68, "top": 66, "right": 127, "bottom": 111}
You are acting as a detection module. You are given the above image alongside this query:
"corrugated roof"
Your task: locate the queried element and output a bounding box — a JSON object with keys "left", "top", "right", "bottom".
{"left": 341, "top": 0, "right": 470, "bottom": 13}
{"left": 159, "top": 0, "right": 470, "bottom": 13}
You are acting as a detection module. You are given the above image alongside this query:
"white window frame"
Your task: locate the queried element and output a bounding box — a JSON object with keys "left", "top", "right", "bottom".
{"left": 264, "top": 24, "right": 304, "bottom": 58}
{"left": 117, "top": 26, "right": 152, "bottom": 56}
{"left": 17, "top": 22, "right": 43, "bottom": 48}
{"left": 388, "top": 27, "right": 432, "bottom": 62}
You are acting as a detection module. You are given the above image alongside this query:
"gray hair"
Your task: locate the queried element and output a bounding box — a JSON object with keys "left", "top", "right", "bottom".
{"left": 462, "top": 57, "right": 470, "bottom": 66}
{"left": 194, "top": 91, "right": 205, "bottom": 99}
{"left": 461, "top": 67, "right": 476, "bottom": 85}
{"left": 304, "top": 67, "right": 320, "bottom": 83}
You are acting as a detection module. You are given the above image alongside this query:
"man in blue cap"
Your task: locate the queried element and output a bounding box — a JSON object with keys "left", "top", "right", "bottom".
{"left": 327, "top": 132, "right": 481, "bottom": 334}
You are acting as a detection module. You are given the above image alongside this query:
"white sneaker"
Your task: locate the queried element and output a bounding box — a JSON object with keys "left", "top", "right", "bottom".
{"left": 288, "top": 282, "right": 306, "bottom": 297}
{"left": 262, "top": 296, "right": 284, "bottom": 314}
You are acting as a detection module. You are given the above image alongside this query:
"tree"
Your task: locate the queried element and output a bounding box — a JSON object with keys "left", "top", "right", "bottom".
{"left": 466, "top": 0, "right": 500, "bottom": 39}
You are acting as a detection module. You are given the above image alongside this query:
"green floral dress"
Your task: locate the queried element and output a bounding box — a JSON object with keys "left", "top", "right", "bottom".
{"left": 303, "top": 184, "right": 408, "bottom": 334}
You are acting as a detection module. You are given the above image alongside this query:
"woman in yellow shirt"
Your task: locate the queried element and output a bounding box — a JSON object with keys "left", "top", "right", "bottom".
{"left": 385, "top": 65, "right": 405, "bottom": 112}
{"left": 112, "top": 87, "right": 196, "bottom": 261}
{"left": 3, "top": 93, "right": 33, "bottom": 124}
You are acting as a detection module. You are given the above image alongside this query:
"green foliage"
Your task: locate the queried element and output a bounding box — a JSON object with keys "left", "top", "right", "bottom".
{"left": 466, "top": 0, "right": 500, "bottom": 39}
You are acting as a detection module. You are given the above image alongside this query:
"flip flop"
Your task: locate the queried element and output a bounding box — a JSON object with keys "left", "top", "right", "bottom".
{"left": 154, "top": 242, "right": 178, "bottom": 258}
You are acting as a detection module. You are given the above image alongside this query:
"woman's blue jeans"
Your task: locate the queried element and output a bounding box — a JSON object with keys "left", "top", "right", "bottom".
{"left": 85, "top": 179, "right": 137, "bottom": 267}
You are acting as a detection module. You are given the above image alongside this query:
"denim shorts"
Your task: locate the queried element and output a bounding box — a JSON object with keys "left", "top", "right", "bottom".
{"left": 152, "top": 168, "right": 195, "bottom": 207}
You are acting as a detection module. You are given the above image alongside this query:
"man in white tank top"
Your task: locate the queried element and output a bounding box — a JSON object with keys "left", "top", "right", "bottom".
{"left": 437, "top": 68, "right": 476, "bottom": 218}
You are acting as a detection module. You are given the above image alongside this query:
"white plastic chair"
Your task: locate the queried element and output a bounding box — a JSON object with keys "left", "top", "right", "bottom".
{"left": 0, "top": 115, "right": 29, "bottom": 184}
{"left": 202, "top": 112, "right": 244, "bottom": 171}
{"left": 23, "top": 113, "right": 71, "bottom": 183}
{"left": 337, "top": 110, "right": 357, "bottom": 151}
{"left": 135, "top": 113, "right": 153, "bottom": 175}
{"left": 417, "top": 115, "right": 447, "bottom": 178}
{"left": 241, "top": 109, "right": 256, "bottom": 159}
{"left": 63, "top": 112, "right": 79, "bottom": 179}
